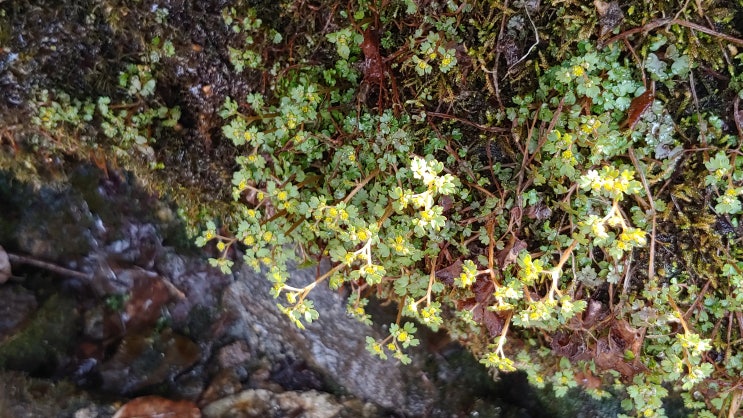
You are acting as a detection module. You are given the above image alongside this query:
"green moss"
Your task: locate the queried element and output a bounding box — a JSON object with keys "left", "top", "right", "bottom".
{"left": 0, "top": 294, "right": 79, "bottom": 373}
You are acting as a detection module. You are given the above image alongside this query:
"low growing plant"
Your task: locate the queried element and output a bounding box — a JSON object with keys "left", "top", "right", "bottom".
{"left": 20, "top": 1, "right": 743, "bottom": 416}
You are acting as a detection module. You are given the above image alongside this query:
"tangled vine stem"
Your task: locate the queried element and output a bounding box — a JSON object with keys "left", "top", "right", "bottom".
{"left": 6, "top": 252, "right": 91, "bottom": 281}
{"left": 547, "top": 239, "right": 579, "bottom": 302}
{"left": 601, "top": 18, "right": 743, "bottom": 48}
{"left": 283, "top": 259, "right": 348, "bottom": 304}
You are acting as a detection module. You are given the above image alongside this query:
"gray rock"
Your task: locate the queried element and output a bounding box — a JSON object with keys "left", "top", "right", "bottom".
{"left": 0, "top": 285, "right": 37, "bottom": 340}
{"left": 222, "top": 262, "right": 437, "bottom": 416}
{"left": 202, "top": 388, "right": 345, "bottom": 418}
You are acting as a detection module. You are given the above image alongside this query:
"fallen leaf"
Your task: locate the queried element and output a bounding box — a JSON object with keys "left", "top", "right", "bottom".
{"left": 496, "top": 238, "right": 527, "bottom": 269}
{"left": 593, "top": 320, "right": 647, "bottom": 378}
{"left": 551, "top": 330, "right": 591, "bottom": 361}
{"left": 435, "top": 259, "right": 463, "bottom": 286}
{"left": 113, "top": 395, "right": 201, "bottom": 418}
{"left": 581, "top": 299, "right": 606, "bottom": 329}
{"left": 472, "top": 277, "right": 495, "bottom": 303}
{"left": 623, "top": 89, "right": 654, "bottom": 131}
{"left": 457, "top": 298, "right": 504, "bottom": 337}
{"left": 360, "top": 28, "right": 384, "bottom": 84}
{"left": 100, "top": 328, "right": 201, "bottom": 393}
{"left": 575, "top": 370, "right": 602, "bottom": 390}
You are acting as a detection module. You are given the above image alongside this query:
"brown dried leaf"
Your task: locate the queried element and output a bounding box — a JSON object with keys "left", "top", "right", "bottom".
{"left": 575, "top": 370, "right": 603, "bottom": 390}
{"left": 496, "top": 239, "right": 527, "bottom": 269}
{"left": 623, "top": 89, "right": 654, "bottom": 131}
{"left": 101, "top": 329, "right": 201, "bottom": 393}
{"left": 458, "top": 299, "right": 504, "bottom": 337}
{"left": 360, "top": 28, "right": 384, "bottom": 83}
{"left": 497, "top": 35, "right": 520, "bottom": 68}
{"left": 593, "top": 320, "right": 647, "bottom": 378}
{"left": 472, "top": 304, "right": 504, "bottom": 337}
{"left": 611, "top": 320, "right": 644, "bottom": 356}
{"left": 551, "top": 331, "right": 592, "bottom": 361}
{"left": 113, "top": 395, "right": 201, "bottom": 418}
{"left": 435, "top": 259, "right": 463, "bottom": 286}
{"left": 472, "top": 277, "right": 495, "bottom": 303}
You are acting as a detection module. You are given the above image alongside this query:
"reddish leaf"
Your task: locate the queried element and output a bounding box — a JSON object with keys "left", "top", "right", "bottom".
{"left": 113, "top": 396, "right": 201, "bottom": 418}
{"left": 734, "top": 96, "right": 743, "bottom": 140}
{"left": 593, "top": 320, "right": 647, "bottom": 378}
{"left": 610, "top": 320, "right": 644, "bottom": 356}
{"left": 435, "top": 259, "right": 463, "bottom": 286}
{"left": 623, "top": 89, "right": 654, "bottom": 131}
{"left": 551, "top": 331, "right": 591, "bottom": 361}
{"left": 360, "top": 28, "right": 384, "bottom": 83}
{"left": 481, "top": 308, "right": 504, "bottom": 337}
{"left": 458, "top": 299, "right": 504, "bottom": 337}
{"left": 472, "top": 277, "right": 495, "bottom": 303}
{"left": 575, "top": 370, "right": 602, "bottom": 390}
{"left": 496, "top": 238, "right": 527, "bottom": 269}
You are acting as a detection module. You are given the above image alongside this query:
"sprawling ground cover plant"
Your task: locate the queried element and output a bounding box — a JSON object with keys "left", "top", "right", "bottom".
{"left": 16, "top": 0, "right": 743, "bottom": 416}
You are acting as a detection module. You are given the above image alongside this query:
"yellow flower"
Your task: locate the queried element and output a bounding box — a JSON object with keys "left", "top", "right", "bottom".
{"left": 458, "top": 272, "right": 475, "bottom": 287}
{"left": 571, "top": 65, "right": 585, "bottom": 77}
{"left": 357, "top": 229, "right": 368, "bottom": 241}
{"left": 262, "top": 231, "right": 273, "bottom": 242}
{"left": 284, "top": 112, "right": 298, "bottom": 129}
{"left": 344, "top": 253, "right": 355, "bottom": 265}
{"left": 393, "top": 235, "right": 408, "bottom": 254}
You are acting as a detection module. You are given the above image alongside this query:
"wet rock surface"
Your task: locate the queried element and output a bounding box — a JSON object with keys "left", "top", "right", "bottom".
{"left": 222, "top": 269, "right": 436, "bottom": 414}
{"left": 0, "top": 165, "right": 582, "bottom": 417}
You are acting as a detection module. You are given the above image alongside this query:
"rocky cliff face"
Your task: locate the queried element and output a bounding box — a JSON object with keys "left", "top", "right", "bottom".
{"left": 0, "top": 165, "right": 577, "bottom": 417}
